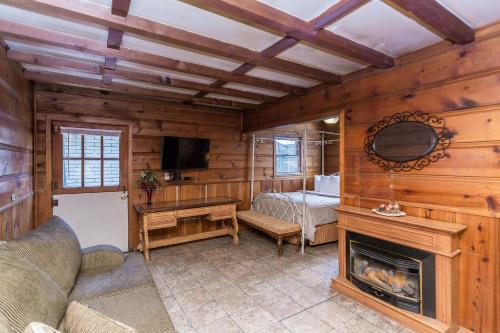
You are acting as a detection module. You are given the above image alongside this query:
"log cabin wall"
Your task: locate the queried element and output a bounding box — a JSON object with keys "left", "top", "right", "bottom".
{"left": 0, "top": 43, "right": 34, "bottom": 240}
{"left": 243, "top": 25, "right": 500, "bottom": 333}
{"left": 33, "top": 85, "right": 321, "bottom": 250}
{"left": 252, "top": 121, "right": 322, "bottom": 194}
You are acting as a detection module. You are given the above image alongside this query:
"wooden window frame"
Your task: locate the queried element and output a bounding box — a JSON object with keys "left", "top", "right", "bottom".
{"left": 52, "top": 122, "right": 127, "bottom": 195}
{"left": 273, "top": 136, "right": 302, "bottom": 177}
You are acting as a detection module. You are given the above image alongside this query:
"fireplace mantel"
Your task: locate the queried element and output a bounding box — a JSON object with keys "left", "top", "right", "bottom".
{"left": 332, "top": 205, "right": 467, "bottom": 333}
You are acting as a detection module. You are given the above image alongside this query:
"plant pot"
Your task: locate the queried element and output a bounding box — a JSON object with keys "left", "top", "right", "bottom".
{"left": 146, "top": 189, "right": 153, "bottom": 205}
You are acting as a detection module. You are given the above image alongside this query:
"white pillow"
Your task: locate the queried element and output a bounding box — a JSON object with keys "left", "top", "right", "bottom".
{"left": 314, "top": 175, "right": 322, "bottom": 192}
{"left": 320, "top": 175, "right": 331, "bottom": 193}
{"left": 329, "top": 175, "right": 340, "bottom": 196}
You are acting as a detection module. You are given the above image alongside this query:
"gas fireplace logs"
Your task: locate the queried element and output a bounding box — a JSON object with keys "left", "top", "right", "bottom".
{"left": 353, "top": 257, "right": 418, "bottom": 297}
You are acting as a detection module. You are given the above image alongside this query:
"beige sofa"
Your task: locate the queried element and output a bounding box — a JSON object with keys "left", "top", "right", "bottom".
{"left": 0, "top": 216, "right": 175, "bottom": 333}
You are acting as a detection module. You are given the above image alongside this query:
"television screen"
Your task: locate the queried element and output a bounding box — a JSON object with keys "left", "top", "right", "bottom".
{"left": 161, "top": 136, "right": 210, "bottom": 170}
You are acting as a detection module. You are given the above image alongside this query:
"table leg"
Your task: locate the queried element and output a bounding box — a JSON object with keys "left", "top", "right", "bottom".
{"left": 142, "top": 216, "right": 150, "bottom": 261}
{"left": 231, "top": 210, "right": 239, "bottom": 245}
{"left": 277, "top": 235, "right": 283, "bottom": 257}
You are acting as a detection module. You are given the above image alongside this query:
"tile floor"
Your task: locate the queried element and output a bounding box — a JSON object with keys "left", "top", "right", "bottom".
{"left": 147, "top": 226, "right": 414, "bottom": 333}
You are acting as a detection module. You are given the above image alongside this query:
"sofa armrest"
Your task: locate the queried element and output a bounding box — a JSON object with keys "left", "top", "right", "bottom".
{"left": 80, "top": 245, "right": 125, "bottom": 273}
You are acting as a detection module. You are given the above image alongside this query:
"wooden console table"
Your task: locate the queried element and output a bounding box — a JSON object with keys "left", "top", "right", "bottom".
{"left": 134, "top": 197, "right": 240, "bottom": 260}
{"left": 332, "top": 205, "right": 467, "bottom": 333}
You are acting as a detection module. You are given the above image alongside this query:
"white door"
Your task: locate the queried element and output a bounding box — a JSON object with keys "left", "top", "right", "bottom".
{"left": 53, "top": 191, "right": 129, "bottom": 251}
{"left": 51, "top": 123, "right": 130, "bottom": 251}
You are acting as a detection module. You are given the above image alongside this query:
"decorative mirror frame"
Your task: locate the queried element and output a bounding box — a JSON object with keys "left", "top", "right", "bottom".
{"left": 364, "top": 111, "right": 451, "bottom": 172}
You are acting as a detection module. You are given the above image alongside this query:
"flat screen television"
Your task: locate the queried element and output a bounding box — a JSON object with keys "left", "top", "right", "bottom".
{"left": 161, "top": 136, "right": 210, "bottom": 170}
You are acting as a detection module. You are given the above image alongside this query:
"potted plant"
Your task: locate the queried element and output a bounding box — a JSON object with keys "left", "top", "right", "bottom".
{"left": 136, "top": 165, "right": 161, "bottom": 205}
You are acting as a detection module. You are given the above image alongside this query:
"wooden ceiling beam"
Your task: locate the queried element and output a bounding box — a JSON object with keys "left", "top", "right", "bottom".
{"left": 111, "top": 0, "right": 131, "bottom": 17}
{"left": 308, "top": 0, "right": 371, "bottom": 31}
{"left": 104, "top": 56, "right": 117, "bottom": 70}
{"left": 106, "top": 27, "right": 124, "bottom": 50}
{"left": 385, "top": 0, "right": 474, "bottom": 44}
{"left": 260, "top": 37, "right": 299, "bottom": 58}
{"left": 0, "top": 0, "right": 341, "bottom": 84}
{"left": 23, "top": 70, "right": 260, "bottom": 109}
{"left": 7, "top": 49, "right": 277, "bottom": 102}
{"left": 182, "top": 0, "right": 395, "bottom": 68}
{"left": 0, "top": 19, "right": 307, "bottom": 95}
{"left": 198, "top": 1, "right": 370, "bottom": 101}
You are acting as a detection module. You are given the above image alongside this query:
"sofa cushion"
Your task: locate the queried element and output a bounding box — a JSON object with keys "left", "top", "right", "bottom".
{"left": 69, "top": 253, "right": 154, "bottom": 302}
{"left": 63, "top": 302, "right": 136, "bottom": 333}
{"left": 1, "top": 313, "right": 10, "bottom": 333}
{"left": 0, "top": 251, "right": 67, "bottom": 333}
{"left": 83, "top": 287, "right": 175, "bottom": 333}
{"left": 80, "top": 245, "right": 125, "bottom": 274}
{"left": 0, "top": 216, "right": 81, "bottom": 295}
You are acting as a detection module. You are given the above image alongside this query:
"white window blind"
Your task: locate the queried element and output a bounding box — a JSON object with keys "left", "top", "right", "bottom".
{"left": 61, "top": 128, "right": 121, "bottom": 189}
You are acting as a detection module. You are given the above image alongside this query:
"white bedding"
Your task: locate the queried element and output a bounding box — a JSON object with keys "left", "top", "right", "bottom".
{"left": 257, "top": 192, "right": 340, "bottom": 242}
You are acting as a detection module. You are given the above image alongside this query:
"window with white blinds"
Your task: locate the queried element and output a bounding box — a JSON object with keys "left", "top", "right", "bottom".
{"left": 61, "top": 128, "right": 121, "bottom": 189}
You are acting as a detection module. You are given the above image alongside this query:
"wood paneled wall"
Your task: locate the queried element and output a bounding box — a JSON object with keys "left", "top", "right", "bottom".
{"left": 0, "top": 44, "right": 34, "bottom": 240}
{"left": 323, "top": 122, "right": 340, "bottom": 174}
{"left": 34, "top": 85, "right": 322, "bottom": 250}
{"left": 243, "top": 24, "right": 500, "bottom": 333}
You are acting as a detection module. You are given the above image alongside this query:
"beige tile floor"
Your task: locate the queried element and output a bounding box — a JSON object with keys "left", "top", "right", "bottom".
{"left": 147, "top": 226, "right": 415, "bottom": 333}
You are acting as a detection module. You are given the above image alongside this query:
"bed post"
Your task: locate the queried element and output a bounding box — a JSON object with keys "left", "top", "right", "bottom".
{"left": 250, "top": 133, "right": 256, "bottom": 209}
{"left": 321, "top": 133, "right": 325, "bottom": 175}
{"left": 301, "top": 126, "right": 307, "bottom": 255}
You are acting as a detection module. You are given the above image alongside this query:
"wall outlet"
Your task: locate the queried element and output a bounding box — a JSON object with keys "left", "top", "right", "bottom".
{"left": 11, "top": 193, "right": 17, "bottom": 202}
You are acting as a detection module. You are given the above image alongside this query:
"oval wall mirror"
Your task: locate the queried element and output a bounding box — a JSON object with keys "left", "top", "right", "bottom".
{"left": 365, "top": 111, "right": 451, "bottom": 171}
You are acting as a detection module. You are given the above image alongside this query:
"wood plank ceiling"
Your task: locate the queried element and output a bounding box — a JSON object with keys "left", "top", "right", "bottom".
{"left": 0, "top": 0, "right": 496, "bottom": 111}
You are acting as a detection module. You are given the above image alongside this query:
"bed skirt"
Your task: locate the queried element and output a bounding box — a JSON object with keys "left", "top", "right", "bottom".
{"left": 286, "top": 221, "right": 338, "bottom": 245}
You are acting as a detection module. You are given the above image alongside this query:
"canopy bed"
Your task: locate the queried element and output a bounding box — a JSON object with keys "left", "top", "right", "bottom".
{"left": 247, "top": 127, "right": 340, "bottom": 254}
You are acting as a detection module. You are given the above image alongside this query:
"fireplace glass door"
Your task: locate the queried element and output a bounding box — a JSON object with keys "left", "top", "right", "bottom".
{"left": 347, "top": 232, "right": 436, "bottom": 318}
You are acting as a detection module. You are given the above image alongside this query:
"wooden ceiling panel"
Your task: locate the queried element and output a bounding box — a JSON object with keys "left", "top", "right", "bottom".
{"left": 258, "top": 0, "right": 343, "bottom": 21}
{"left": 222, "top": 82, "right": 287, "bottom": 98}
{"left": 436, "top": 0, "right": 500, "bottom": 29}
{"left": 204, "top": 93, "right": 262, "bottom": 105}
{"left": 118, "top": 0, "right": 283, "bottom": 52}
{"left": 116, "top": 60, "right": 216, "bottom": 85}
{"left": 183, "top": 0, "right": 395, "bottom": 68}
{"left": 0, "top": 19, "right": 307, "bottom": 94}
{"left": 4, "top": 38, "right": 105, "bottom": 63}
{"left": 326, "top": 0, "right": 442, "bottom": 57}
{"left": 0, "top": 3, "right": 108, "bottom": 42}
{"left": 22, "top": 63, "right": 103, "bottom": 80}
{"left": 110, "top": 78, "right": 199, "bottom": 95}
{"left": 0, "top": 0, "right": 341, "bottom": 83}
{"left": 9, "top": 49, "right": 102, "bottom": 74}
{"left": 245, "top": 67, "right": 320, "bottom": 88}
{"left": 24, "top": 69, "right": 261, "bottom": 109}
{"left": 385, "top": 0, "right": 474, "bottom": 44}
{"left": 308, "top": 0, "right": 371, "bottom": 31}
{"left": 121, "top": 32, "right": 243, "bottom": 72}
{"left": 278, "top": 42, "right": 366, "bottom": 75}
{"left": 8, "top": 49, "right": 279, "bottom": 103}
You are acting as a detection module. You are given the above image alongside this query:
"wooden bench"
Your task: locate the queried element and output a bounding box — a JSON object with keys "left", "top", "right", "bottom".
{"left": 236, "top": 210, "right": 301, "bottom": 257}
